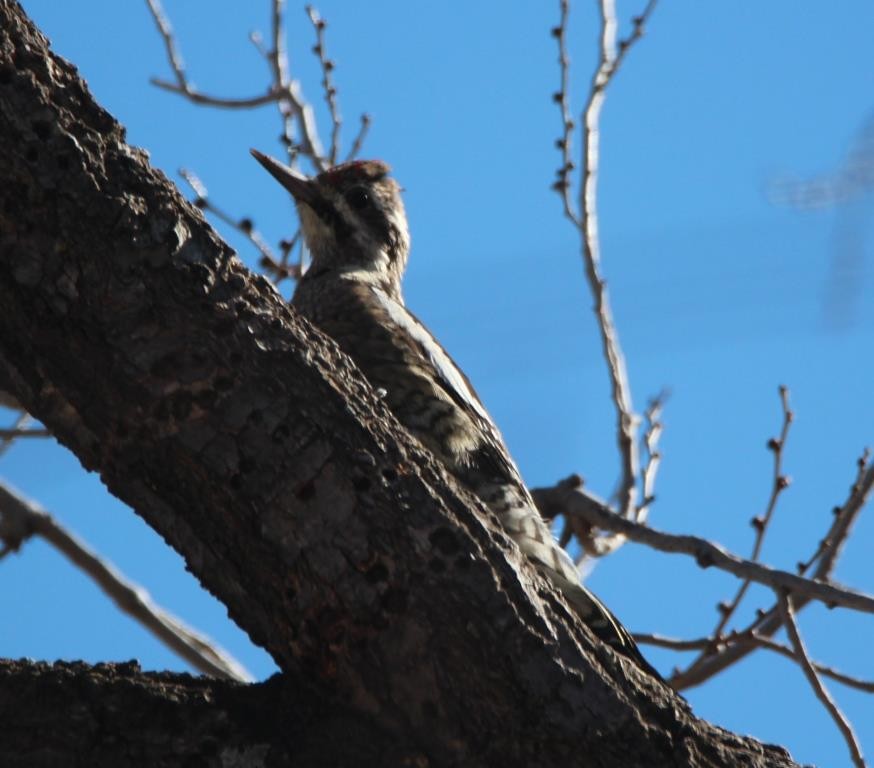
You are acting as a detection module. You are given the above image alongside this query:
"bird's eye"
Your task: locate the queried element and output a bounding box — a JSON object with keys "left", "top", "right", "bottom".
{"left": 345, "top": 187, "right": 370, "bottom": 210}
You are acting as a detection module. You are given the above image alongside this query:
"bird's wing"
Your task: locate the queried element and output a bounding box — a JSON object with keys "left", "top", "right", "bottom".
{"left": 368, "top": 285, "right": 525, "bottom": 473}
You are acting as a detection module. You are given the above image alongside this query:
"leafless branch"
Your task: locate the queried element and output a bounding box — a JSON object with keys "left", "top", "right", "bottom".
{"left": 578, "top": 0, "right": 657, "bottom": 523}
{"left": 637, "top": 630, "right": 874, "bottom": 695}
{"left": 634, "top": 633, "right": 712, "bottom": 651}
{"left": 562, "top": 387, "right": 667, "bottom": 562}
{"left": 710, "top": 385, "right": 794, "bottom": 638}
{"left": 268, "top": 0, "right": 325, "bottom": 168}
{"left": 551, "top": 0, "right": 659, "bottom": 551}
{"left": 0, "top": 482, "right": 251, "bottom": 682}
{"left": 179, "top": 168, "right": 301, "bottom": 283}
{"left": 0, "top": 427, "right": 49, "bottom": 439}
{"left": 636, "top": 391, "right": 666, "bottom": 522}
{"left": 533, "top": 477, "right": 874, "bottom": 614}
{"left": 146, "top": 0, "right": 277, "bottom": 108}
{"left": 144, "top": 0, "right": 332, "bottom": 172}
{"left": 345, "top": 112, "right": 372, "bottom": 162}
{"left": 670, "top": 451, "right": 874, "bottom": 689}
{"left": 551, "top": 0, "right": 580, "bottom": 226}
{"left": 750, "top": 632, "right": 874, "bottom": 695}
{"left": 144, "top": 0, "right": 186, "bottom": 92}
{"left": 306, "top": 5, "right": 341, "bottom": 166}
{"left": 0, "top": 412, "right": 43, "bottom": 461}
{"left": 778, "top": 590, "right": 867, "bottom": 768}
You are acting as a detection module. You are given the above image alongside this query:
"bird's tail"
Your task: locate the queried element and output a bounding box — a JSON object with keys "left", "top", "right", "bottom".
{"left": 493, "top": 492, "right": 658, "bottom": 676}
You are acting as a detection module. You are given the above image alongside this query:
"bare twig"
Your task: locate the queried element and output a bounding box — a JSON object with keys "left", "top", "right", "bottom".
{"left": 144, "top": 0, "right": 329, "bottom": 171}
{"left": 0, "top": 482, "right": 251, "bottom": 682}
{"left": 146, "top": 0, "right": 277, "bottom": 108}
{"left": 0, "top": 412, "right": 43, "bottom": 461}
{"left": 561, "top": 388, "right": 667, "bottom": 561}
{"left": 0, "top": 427, "right": 49, "bottom": 439}
{"left": 710, "top": 386, "right": 794, "bottom": 639}
{"left": 634, "top": 633, "right": 713, "bottom": 652}
{"left": 636, "top": 391, "right": 666, "bottom": 522}
{"left": 306, "top": 5, "right": 341, "bottom": 166}
{"left": 670, "top": 453, "right": 874, "bottom": 690}
{"left": 551, "top": 0, "right": 580, "bottom": 226}
{"left": 149, "top": 80, "right": 279, "bottom": 109}
{"left": 345, "top": 113, "right": 372, "bottom": 162}
{"left": 268, "top": 0, "right": 326, "bottom": 169}
{"left": 636, "top": 629, "right": 874, "bottom": 695}
{"left": 552, "top": 0, "right": 659, "bottom": 546}
{"left": 750, "top": 631, "right": 874, "bottom": 695}
{"left": 532, "top": 478, "right": 874, "bottom": 614}
{"left": 179, "top": 168, "right": 300, "bottom": 283}
{"left": 578, "top": 0, "right": 657, "bottom": 523}
{"left": 144, "top": 0, "right": 187, "bottom": 91}
{"left": 778, "top": 590, "right": 866, "bottom": 768}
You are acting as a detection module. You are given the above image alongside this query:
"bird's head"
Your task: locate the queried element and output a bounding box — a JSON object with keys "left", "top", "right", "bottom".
{"left": 251, "top": 150, "right": 410, "bottom": 293}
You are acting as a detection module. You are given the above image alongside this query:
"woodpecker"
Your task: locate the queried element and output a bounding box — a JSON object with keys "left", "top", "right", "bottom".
{"left": 251, "top": 150, "right": 652, "bottom": 672}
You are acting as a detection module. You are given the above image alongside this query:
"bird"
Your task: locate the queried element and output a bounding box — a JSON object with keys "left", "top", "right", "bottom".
{"left": 251, "top": 149, "right": 654, "bottom": 674}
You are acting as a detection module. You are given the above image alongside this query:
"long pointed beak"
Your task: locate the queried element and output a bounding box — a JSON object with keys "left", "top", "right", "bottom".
{"left": 250, "top": 149, "right": 318, "bottom": 206}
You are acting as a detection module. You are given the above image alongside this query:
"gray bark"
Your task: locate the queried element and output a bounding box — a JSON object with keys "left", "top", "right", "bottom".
{"left": 0, "top": 2, "right": 799, "bottom": 765}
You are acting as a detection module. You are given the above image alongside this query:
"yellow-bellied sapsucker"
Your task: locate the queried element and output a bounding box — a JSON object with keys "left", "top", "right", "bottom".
{"left": 252, "top": 150, "right": 652, "bottom": 672}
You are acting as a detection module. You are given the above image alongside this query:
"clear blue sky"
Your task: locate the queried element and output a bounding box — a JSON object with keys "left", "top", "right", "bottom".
{"left": 5, "top": 2, "right": 874, "bottom": 765}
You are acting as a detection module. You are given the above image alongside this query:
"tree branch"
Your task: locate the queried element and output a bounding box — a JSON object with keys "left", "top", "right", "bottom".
{"left": 670, "top": 453, "right": 874, "bottom": 689}
{"left": 533, "top": 478, "right": 874, "bottom": 614}
{"left": 778, "top": 591, "right": 866, "bottom": 768}
{"left": 0, "top": 2, "right": 801, "bottom": 764}
{"left": 0, "top": 482, "right": 250, "bottom": 681}
{"left": 0, "top": 658, "right": 410, "bottom": 767}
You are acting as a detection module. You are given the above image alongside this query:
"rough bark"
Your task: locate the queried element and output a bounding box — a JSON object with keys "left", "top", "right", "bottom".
{"left": 0, "top": 2, "right": 799, "bottom": 766}
{"left": 0, "top": 659, "right": 406, "bottom": 768}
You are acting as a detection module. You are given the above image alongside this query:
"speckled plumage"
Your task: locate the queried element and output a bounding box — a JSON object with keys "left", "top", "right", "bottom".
{"left": 253, "top": 151, "right": 653, "bottom": 672}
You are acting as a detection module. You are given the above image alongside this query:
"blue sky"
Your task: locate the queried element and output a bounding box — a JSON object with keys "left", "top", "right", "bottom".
{"left": 5, "top": 2, "right": 874, "bottom": 765}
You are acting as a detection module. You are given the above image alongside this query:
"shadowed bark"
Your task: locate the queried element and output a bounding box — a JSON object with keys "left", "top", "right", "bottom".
{"left": 0, "top": 659, "right": 410, "bottom": 768}
{"left": 0, "top": 2, "right": 799, "bottom": 765}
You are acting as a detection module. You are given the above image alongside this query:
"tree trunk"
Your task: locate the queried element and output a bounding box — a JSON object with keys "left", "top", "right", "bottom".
{"left": 0, "top": 2, "right": 798, "bottom": 765}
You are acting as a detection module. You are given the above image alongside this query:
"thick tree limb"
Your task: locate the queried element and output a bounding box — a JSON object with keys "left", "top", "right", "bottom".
{"left": 0, "top": 658, "right": 410, "bottom": 768}
{"left": 0, "top": 2, "right": 799, "bottom": 765}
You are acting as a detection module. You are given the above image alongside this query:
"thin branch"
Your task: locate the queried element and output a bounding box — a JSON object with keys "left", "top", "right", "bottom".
{"left": 145, "top": 0, "right": 277, "bottom": 108}
{"left": 532, "top": 477, "right": 874, "bottom": 614}
{"left": 150, "top": 80, "right": 279, "bottom": 109}
{"left": 813, "top": 448, "right": 872, "bottom": 579}
{"left": 0, "top": 412, "right": 37, "bottom": 460}
{"left": 345, "top": 113, "right": 372, "bottom": 162}
{"left": 306, "top": 5, "right": 341, "bottom": 166}
{"left": 710, "top": 386, "right": 794, "bottom": 638}
{"left": 549, "top": 0, "right": 660, "bottom": 562}
{"left": 578, "top": 0, "right": 657, "bottom": 523}
{"left": 750, "top": 632, "right": 874, "bottom": 695}
{"left": 0, "top": 482, "right": 251, "bottom": 682}
{"left": 636, "top": 631, "right": 874, "bottom": 695}
{"left": 179, "top": 168, "right": 301, "bottom": 283}
{"left": 0, "top": 427, "right": 49, "bottom": 439}
{"left": 778, "top": 590, "right": 866, "bottom": 768}
{"left": 269, "top": 0, "right": 326, "bottom": 169}
{"left": 634, "top": 633, "right": 712, "bottom": 651}
{"left": 551, "top": 0, "right": 581, "bottom": 226}
{"left": 144, "top": 0, "right": 329, "bottom": 171}
{"left": 635, "top": 391, "right": 667, "bottom": 523}
{"left": 144, "top": 0, "right": 186, "bottom": 91}
{"left": 670, "top": 453, "right": 874, "bottom": 689}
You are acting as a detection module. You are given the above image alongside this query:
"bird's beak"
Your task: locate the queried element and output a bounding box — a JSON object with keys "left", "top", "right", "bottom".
{"left": 250, "top": 149, "right": 318, "bottom": 207}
